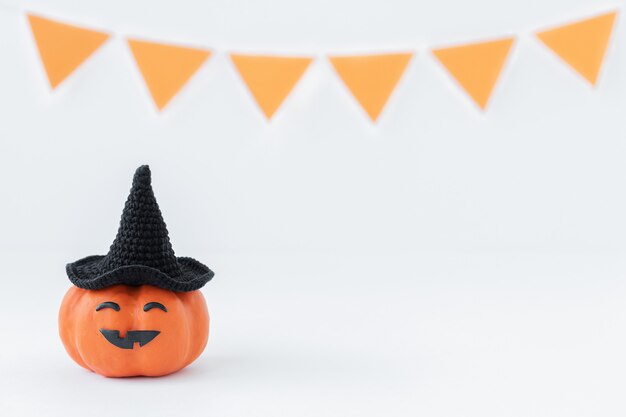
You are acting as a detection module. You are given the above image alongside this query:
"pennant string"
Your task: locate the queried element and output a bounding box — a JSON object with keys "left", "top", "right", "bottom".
{"left": 2, "top": 4, "right": 620, "bottom": 116}
{"left": 330, "top": 53, "right": 413, "bottom": 121}
{"left": 127, "top": 39, "right": 211, "bottom": 110}
{"left": 230, "top": 54, "right": 313, "bottom": 119}
{"left": 28, "top": 14, "right": 110, "bottom": 88}
{"left": 536, "top": 12, "right": 617, "bottom": 85}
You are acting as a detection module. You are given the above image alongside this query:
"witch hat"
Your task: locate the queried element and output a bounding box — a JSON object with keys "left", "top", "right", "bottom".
{"left": 66, "top": 165, "right": 214, "bottom": 292}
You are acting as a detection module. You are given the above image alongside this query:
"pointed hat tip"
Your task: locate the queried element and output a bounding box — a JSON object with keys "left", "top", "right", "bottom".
{"left": 133, "top": 165, "right": 151, "bottom": 186}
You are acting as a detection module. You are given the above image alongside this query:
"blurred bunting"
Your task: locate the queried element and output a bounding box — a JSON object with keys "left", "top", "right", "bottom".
{"left": 432, "top": 38, "right": 515, "bottom": 109}
{"left": 21, "top": 10, "right": 620, "bottom": 117}
{"left": 536, "top": 11, "right": 617, "bottom": 85}
{"left": 27, "top": 14, "right": 109, "bottom": 89}
{"left": 127, "top": 39, "right": 211, "bottom": 110}
{"left": 329, "top": 53, "right": 413, "bottom": 121}
{"left": 230, "top": 54, "right": 312, "bottom": 119}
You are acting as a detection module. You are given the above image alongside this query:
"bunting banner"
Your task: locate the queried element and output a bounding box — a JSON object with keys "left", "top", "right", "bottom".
{"left": 536, "top": 11, "right": 617, "bottom": 85}
{"left": 127, "top": 39, "right": 211, "bottom": 110}
{"left": 20, "top": 9, "right": 620, "bottom": 120}
{"left": 329, "top": 53, "right": 413, "bottom": 121}
{"left": 432, "top": 38, "right": 515, "bottom": 109}
{"left": 27, "top": 14, "right": 109, "bottom": 88}
{"left": 230, "top": 54, "right": 313, "bottom": 119}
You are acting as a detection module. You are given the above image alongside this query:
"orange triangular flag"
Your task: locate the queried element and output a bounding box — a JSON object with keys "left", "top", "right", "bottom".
{"left": 230, "top": 54, "right": 312, "bottom": 119}
{"left": 432, "top": 38, "right": 514, "bottom": 109}
{"left": 27, "top": 14, "right": 109, "bottom": 89}
{"left": 127, "top": 39, "right": 211, "bottom": 110}
{"left": 536, "top": 12, "right": 617, "bottom": 85}
{"left": 329, "top": 53, "right": 413, "bottom": 121}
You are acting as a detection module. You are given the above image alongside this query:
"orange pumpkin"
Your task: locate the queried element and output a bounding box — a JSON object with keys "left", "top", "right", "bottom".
{"left": 59, "top": 284, "right": 209, "bottom": 377}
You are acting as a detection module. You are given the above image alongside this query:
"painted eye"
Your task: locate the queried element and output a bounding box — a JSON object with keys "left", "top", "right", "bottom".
{"left": 143, "top": 302, "right": 167, "bottom": 312}
{"left": 96, "top": 301, "right": 120, "bottom": 312}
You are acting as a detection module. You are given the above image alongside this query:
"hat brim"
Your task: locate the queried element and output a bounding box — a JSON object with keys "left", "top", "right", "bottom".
{"left": 66, "top": 255, "right": 214, "bottom": 292}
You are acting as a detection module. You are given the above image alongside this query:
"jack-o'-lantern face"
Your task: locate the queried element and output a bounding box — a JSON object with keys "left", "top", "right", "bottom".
{"left": 59, "top": 285, "right": 209, "bottom": 377}
{"left": 96, "top": 299, "right": 166, "bottom": 349}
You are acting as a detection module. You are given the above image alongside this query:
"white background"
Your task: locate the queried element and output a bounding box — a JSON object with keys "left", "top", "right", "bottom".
{"left": 0, "top": 0, "right": 625, "bottom": 416}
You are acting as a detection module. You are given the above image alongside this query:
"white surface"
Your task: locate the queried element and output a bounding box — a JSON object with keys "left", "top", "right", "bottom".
{"left": 0, "top": 0, "right": 625, "bottom": 415}
{"left": 1, "top": 252, "right": 626, "bottom": 417}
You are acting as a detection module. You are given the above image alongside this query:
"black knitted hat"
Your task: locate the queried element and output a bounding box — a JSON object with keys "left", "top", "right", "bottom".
{"left": 66, "top": 165, "right": 214, "bottom": 292}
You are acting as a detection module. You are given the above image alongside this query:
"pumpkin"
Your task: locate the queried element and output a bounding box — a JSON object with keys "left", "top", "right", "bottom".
{"left": 59, "top": 284, "right": 209, "bottom": 377}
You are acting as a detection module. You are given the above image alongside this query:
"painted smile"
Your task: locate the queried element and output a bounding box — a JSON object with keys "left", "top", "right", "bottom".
{"left": 99, "top": 329, "right": 160, "bottom": 349}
